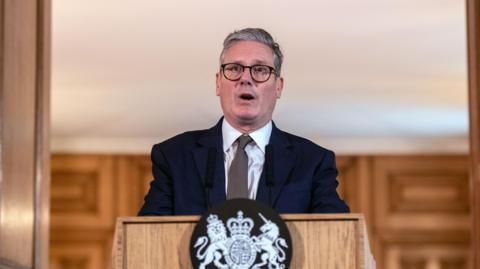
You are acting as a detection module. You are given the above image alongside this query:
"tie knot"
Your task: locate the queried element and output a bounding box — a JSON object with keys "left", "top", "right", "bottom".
{"left": 237, "top": 135, "right": 253, "bottom": 149}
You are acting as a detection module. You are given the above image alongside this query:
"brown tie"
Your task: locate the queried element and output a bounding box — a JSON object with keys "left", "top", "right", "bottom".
{"left": 227, "top": 135, "right": 253, "bottom": 199}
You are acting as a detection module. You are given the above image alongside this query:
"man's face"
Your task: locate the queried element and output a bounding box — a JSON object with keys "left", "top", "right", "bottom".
{"left": 216, "top": 41, "right": 284, "bottom": 132}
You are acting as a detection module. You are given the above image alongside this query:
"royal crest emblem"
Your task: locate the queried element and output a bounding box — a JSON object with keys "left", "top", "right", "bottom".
{"left": 193, "top": 210, "right": 289, "bottom": 269}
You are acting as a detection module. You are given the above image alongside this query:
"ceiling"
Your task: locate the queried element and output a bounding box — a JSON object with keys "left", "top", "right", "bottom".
{"left": 51, "top": 0, "right": 469, "bottom": 154}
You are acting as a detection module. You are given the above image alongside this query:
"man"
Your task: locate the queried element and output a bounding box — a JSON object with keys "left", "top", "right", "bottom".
{"left": 139, "top": 28, "right": 349, "bottom": 216}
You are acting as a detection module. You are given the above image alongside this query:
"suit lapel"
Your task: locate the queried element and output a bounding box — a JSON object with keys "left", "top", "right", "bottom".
{"left": 192, "top": 119, "right": 226, "bottom": 206}
{"left": 256, "top": 123, "right": 296, "bottom": 208}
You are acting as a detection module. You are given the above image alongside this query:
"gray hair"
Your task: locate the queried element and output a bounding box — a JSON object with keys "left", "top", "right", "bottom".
{"left": 220, "top": 28, "right": 284, "bottom": 75}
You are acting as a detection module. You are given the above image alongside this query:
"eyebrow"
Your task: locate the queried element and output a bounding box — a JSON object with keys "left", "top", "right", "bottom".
{"left": 229, "top": 59, "right": 272, "bottom": 66}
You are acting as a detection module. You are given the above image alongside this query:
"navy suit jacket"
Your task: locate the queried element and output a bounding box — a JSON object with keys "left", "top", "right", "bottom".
{"left": 138, "top": 119, "right": 349, "bottom": 216}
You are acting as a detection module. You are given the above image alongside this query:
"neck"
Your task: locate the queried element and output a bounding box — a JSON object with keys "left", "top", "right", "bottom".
{"left": 225, "top": 118, "right": 270, "bottom": 134}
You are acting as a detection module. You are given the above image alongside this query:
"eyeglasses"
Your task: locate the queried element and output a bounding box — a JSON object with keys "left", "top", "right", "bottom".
{"left": 221, "top": 63, "right": 277, "bottom": 83}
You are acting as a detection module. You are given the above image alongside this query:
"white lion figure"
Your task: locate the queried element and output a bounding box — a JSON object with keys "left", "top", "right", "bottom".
{"left": 194, "top": 214, "right": 229, "bottom": 269}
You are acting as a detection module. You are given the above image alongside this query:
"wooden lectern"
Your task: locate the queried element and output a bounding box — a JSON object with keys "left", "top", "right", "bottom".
{"left": 111, "top": 213, "right": 374, "bottom": 269}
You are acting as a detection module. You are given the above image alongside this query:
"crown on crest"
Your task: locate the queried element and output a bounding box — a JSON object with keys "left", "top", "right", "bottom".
{"left": 227, "top": 211, "right": 254, "bottom": 236}
{"left": 207, "top": 214, "right": 223, "bottom": 228}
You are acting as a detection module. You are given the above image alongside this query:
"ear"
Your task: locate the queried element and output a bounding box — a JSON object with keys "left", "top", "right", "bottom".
{"left": 216, "top": 72, "right": 221, "bottom": 96}
{"left": 275, "top": 77, "right": 284, "bottom": 98}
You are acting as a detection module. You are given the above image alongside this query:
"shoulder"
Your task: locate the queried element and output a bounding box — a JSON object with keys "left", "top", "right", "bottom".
{"left": 280, "top": 129, "right": 335, "bottom": 158}
{"left": 152, "top": 129, "right": 209, "bottom": 153}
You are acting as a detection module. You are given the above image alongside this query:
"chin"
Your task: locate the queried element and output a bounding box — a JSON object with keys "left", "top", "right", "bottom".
{"left": 236, "top": 116, "right": 257, "bottom": 124}
{"left": 234, "top": 109, "right": 259, "bottom": 120}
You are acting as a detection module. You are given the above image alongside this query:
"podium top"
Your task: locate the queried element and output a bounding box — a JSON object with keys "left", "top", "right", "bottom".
{"left": 116, "top": 213, "right": 365, "bottom": 224}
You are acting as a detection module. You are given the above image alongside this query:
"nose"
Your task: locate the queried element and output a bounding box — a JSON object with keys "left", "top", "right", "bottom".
{"left": 239, "top": 67, "right": 253, "bottom": 86}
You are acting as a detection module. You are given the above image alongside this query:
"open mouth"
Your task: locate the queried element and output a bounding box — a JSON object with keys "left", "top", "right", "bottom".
{"left": 239, "top": 93, "right": 255, "bottom": 100}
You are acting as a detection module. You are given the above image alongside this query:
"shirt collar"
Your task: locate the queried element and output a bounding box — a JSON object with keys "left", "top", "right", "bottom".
{"left": 222, "top": 118, "right": 272, "bottom": 153}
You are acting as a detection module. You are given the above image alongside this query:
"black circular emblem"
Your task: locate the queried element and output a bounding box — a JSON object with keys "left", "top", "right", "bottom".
{"left": 190, "top": 199, "right": 292, "bottom": 269}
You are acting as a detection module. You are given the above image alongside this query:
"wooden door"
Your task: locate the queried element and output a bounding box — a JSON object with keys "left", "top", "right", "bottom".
{"left": 0, "top": 0, "right": 51, "bottom": 268}
{"left": 467, "top": 0, "right": 480, "bottom": 268}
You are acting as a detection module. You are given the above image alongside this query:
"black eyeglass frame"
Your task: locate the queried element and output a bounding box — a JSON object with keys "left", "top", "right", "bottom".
{"left": 220, "top": 63, "right": 277, "bottom": 83}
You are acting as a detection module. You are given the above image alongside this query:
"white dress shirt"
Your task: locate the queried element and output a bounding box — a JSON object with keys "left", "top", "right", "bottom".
{"left": 222, "top": 119, "right": 272, "bottom": 199}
